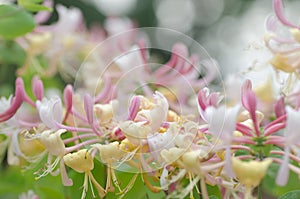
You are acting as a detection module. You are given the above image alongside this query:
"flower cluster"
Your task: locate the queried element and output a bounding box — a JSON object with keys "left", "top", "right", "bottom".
{"left": 1, "top": 0, "right": 300, "bottom": 199}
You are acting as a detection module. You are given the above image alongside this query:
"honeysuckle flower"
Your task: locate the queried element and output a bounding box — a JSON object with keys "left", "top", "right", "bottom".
{"left": 36, "top": 97, "right": 63, "bottom": 129}
{"left": 29, "top": 128, "right": 73, "bottom": 186}
{"left": 119, "top": 92, "right": 168, "bottom": 145}
{"left": 232, "top": 157, "right": 272, "bottom": 198}
{"left": 63, "top": 149, "right": 106, "bottom": 199}
{"left": 265, "top": 0, "right": 300, "bottom": 75}
{"left": 93, "top": 142, "right": 136, "bottom": 194}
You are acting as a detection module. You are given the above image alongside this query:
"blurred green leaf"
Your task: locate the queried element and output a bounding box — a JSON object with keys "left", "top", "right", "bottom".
{"left": 0, "top": 5, "right": 35, "bottom": 39}
{"left": 207, "top": 184, "right": 221, "bottom": 199}
{"left": 18, "top": 0, "right": 52, "bottom": 12}
{"left": 0, "top": 40, "right": 26, "bottom": 65}
{"left": 279, "top": 190, "right": 300, "bottom": 199}
{"left": 263, "top": 163, "right": 300, "bottom": 197}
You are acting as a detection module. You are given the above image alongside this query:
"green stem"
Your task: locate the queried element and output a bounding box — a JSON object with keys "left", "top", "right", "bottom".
{"left": 257, "top": 183, "right": 262, "bottom": 199}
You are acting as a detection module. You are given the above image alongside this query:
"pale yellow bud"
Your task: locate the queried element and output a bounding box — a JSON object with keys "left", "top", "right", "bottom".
{"left": 94, "top": 100, "right": 118, "bottom": 124}
{"left": 96, "top": 142, "right": 125, "bottom": 164}
{"left": 181, "top": 150, "right": 202, "bottom": 173}
{"left": 232, "top": 157, "right": 272, "bottom": 187}
{"left": 63, "top": 149, "right": 94, "bottom": 173}
{"left": 39, "top": 129, "right": 66, "bottom": 157}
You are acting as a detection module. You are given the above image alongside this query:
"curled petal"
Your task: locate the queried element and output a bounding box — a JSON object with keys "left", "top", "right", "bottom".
{"left": 273, "top": 0, "right": 299, "bottom": 29}
{"left": 128, "top": 96, "right": 140, "bottom": 120}
{"left": 84, "top": 94, "right": 94, "bottom": 125}
{"left": 0, "top": 78, "right": 24, "bottom": 122}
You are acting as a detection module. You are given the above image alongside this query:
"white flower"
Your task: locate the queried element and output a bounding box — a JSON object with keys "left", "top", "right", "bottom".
{"left": 36, "top": 97, "right": 63, "bottom": 129}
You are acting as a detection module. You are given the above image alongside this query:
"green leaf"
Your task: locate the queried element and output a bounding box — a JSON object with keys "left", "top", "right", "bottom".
{"left": 207, "top": 184, "right": 222, "bottom": 199}
{"left": 0, "top": 40, "right": 26, "bottom": 65}
{"left": 279, "top": 190, "right": 300, "bottom": 199}
{"left": 263, "top": 163, "right": 300, "bottom": 197}
{"left": 0, "top": 5, "right": 35, "bottom": 39}
{"left": 18, "top": 0, "right": 52, "bottom": 12}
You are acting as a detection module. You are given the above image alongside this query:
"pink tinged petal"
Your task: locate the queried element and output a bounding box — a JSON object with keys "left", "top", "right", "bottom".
{"left": 275, "top": 97, "right": 286, "bottom": 118}
{"left": 94, "top": 76, "right": 112, "bottom": 103}
{"left": 273, "top": 0, "right": 300, "bottom": 29}
{"left": 32, "top": 76, "right": 44, "bottom": 101}
{"left": 284, "top": 106, "right": 300, "bottom": 144}
{"left": 128, "top": 96, "right": 140, "bottom": 120}
{"left": 63, "top": 85, "right": 73, "bottom": 122}
{"left": 198, "top": 88, "right": 209, "bottom": 111}
{"left": 111, "top": 127, "right": 125, "bottom": 140}
{"left": 241, "top": 80, "right": 260, "bottom": 136}
{"left": 0, "top": 78, "right": 24, "bottom": 122}
{"left": 60, "top": 160, "right": 73, "bottom": 186}
{"left": 236, "top": 123, "right": 253, "bottom": 137}
{"left": 63, "top": 85, "right": 73, "bottom": 112}
{"left": 84, "top": 95, "right": 101, "bottom": 136}
{"left": 154, "top": 43, "right": 186, "bottom": 77}
{"left": 264, "top": 123, "right": 285, "bottom": 136}
{"left": 276, "top": 147, "right": 290, "bottom": 186}
{"left": 84, "top": 94, "right": 94, "bottom": 125}
{"left": 197, "top": 88, "right": 223, "bottom": 121}
{"left": 137, "top": 39, "right": 148, "bottom": 64}
{"left": 209, "top": 92, "right": 222, "bottom": 107}
{"left": 265, "top": 14, "right": 280, "bottom": 32}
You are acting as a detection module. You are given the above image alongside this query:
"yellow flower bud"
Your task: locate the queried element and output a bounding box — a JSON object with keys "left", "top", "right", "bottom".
{"left": 97, "top": 142, "right": 125, "bottom": 164}
{"left": 63, "top": 149, "right": 94, "bottom": 173}
{"left": 232, "top": 157, "right": 272, "bottom": 188}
